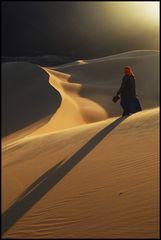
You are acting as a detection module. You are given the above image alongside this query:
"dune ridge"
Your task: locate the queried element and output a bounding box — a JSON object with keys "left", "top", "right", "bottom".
{"left": 30, "top": 67, "right": 108, "bottom": 136}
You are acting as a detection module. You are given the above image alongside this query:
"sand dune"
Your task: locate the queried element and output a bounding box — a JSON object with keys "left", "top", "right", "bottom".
{"left": 55, "top": 50, "right": 159, "bottom": 115}
{"left": 2, "top": 50, "right": 159, "bottom": 140}
{"left": 31, "top": 50, "right": 159, "bottom": 136}
{"left": 2, "top": 108, "right": 159, "bottom": 238}
{"left": 30, "top": 67, "right": 108, "bottom": 136}
{"left": 2, "top": 50, "right": 160, "bottom": 238}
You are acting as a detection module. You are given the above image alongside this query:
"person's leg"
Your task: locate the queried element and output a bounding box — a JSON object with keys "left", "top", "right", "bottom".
{"left": 122, "top": 110, "right": 130, "bottom": 116}
{"left": 121, "top": 101, "right": 130, "bottom": 116}
{"left": 136, "top": 98, "right": 142, "bottom": 111}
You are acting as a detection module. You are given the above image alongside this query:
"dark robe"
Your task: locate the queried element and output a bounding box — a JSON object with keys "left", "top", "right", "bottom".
{"left": 117, "top": 75, "right": 142, "bottom": 116}
{"left": 117, "top": 75, "right": 136, "bottom": 101}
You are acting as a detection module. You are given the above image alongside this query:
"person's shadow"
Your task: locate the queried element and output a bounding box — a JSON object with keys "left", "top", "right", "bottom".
{"left": 2, "top": 116, "right": 128, "bottom": 236}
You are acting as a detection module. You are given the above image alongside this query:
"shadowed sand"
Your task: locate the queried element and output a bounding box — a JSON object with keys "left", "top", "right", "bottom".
{"left": 2, "top": 62, "right": 61, "bottom": 137}
{"left": 2, "top": 50, "right": 160, "bottom": 238}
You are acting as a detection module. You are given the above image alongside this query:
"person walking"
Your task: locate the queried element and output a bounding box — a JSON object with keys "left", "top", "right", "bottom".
{"left": 113, "top": 66, "right": 142, "bottom": 116}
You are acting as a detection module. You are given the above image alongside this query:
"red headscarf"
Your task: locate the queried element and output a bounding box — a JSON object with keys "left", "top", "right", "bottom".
{"left": 124, "top": 66, "right": 134, "bottom": 76}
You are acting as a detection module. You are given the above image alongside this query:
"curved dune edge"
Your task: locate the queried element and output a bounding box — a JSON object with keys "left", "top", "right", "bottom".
{"left": 29, "top": 67, "right": 108, "bottom": 136}
{"left": 2, "top": 107, "right": 159, "bottom": 238}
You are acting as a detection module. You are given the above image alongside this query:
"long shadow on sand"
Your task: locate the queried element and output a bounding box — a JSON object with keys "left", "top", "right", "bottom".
{"left": 2, "top": 116, "right": 128, "bottom": 235}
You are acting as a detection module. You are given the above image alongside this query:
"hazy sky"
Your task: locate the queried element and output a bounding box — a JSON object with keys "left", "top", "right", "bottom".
{"left": 2, "top": 1, "right": 159, "bottom": 57}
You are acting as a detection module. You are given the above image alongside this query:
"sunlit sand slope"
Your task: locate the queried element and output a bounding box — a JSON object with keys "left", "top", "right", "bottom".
{"left": 2, "top": 108, "right": 159, "bottom": 238}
